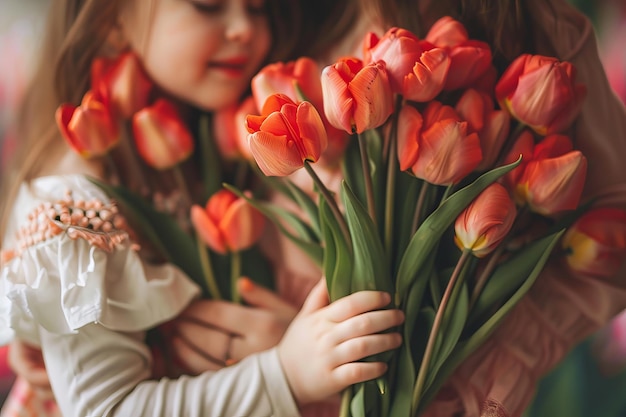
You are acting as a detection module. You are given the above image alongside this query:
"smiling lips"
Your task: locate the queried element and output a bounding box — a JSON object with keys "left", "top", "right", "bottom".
{"left": 210, "top": 57, "right": 248, "bottom": 78}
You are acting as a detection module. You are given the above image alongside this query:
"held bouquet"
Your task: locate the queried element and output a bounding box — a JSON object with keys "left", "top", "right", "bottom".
{"left": 55, "top": 51, "right": 273, "bottom": 303}
{"left": 229, "top": 16, "right": 603, "bottom": 416}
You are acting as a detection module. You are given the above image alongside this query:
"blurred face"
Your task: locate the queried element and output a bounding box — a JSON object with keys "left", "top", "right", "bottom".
{"left": 120, "top": 0, "right": 271, "bottom": 110}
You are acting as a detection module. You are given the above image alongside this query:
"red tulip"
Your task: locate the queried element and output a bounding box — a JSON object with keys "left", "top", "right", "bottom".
{"left": 191, "top": 189, "right": 266, "bottom": 255}
{"left": 251, "top": 57, "right": 323, "bottom": 113}
{"left": 562, "top": 208, "right": 626, "bottom": 277}
{"left": 425, "top": 16, "right": 493, "bottom": 91}
{"left": 397, "top": 101, "right": 482, "bottom": 185}
{"left": 499, "top": 129, "right": 535, "bottom": 190}
{"left": 132, "top": 99, "right": 195, "bottom": 170}
{"left": 455, "top": 88, "right": 510, "bottom": 171}
{"left": 246, "top": 94, "right": 328, "bottom": 176}
{"left": 514, "top": 149, "right": 587, "bottom": 215}
{"left": 214, "top": 96, "right": 257, "bottom": 161}
{"left": 91, "top": 51, "right": 152, "bottom": 119}
{"left": 321, "top": 57, "right": 394, "bottom": 134}
{"left": 495, "top": 54, "right": 587, "bottom": 135}
{"left": 56, "top": 90, "right": 120, "bottom": 158}
{"left": 454, "top": 183, "right": 517, "bottom": 257}
{"left": 363, "top": 27, "right": 450, "bottom": 100}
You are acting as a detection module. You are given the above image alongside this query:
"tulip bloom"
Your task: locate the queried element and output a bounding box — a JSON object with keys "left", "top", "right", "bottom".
{"left": 214, "top": 96, "right": 257, "bottom": 161}
{"left": 562, "top": 208, "right": 626, "bottom": 277}
{"left": 397, "top": 101, "right": 482, "bottom": 185}
{"left": 454, "top": 183, "right": 517, "bottom": 257}
{"left": 56, "top": 90, "right": 120, "bottom": 158}
{"left": 455, "top": 88, "right": 510, "bottom": 171}
{"left": 132, "top": 99, "right": 194, "bottom": 170}
{"left": 363, "top": 27, "right": 450, "bottom": 101}
{"left": 499, "top": 129, "right": 535, "bottom": 190}
{"left": 251, "top": 57, "right": 323, "bottom": 113}
{"left": 191, "top": 189, "right": 266, "bottom": 255}
{"left": 425, "top": 16, "right": 492, "bottom": 91}
{"left": 91, "top": 51, "right": 152, "bottom": 119}
{"left": 246, "top": 94, "right": 328, "bottom": 176}
{"left": 495, "top": 54, "right": 587, "bottom": 135}
{"left": 514, "top": 149, "right": 587, "bottom": 215}
{"left": 321, "top": 57, "right": 394, "bottom": 134}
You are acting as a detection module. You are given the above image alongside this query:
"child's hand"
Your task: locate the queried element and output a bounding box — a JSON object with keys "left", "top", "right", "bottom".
{"left": 8, "top": 339, "right": 51, "bottom": 392}
{"left": 277, "top": 279, "right": 404, "bottom": 405}
{"left": 169, "top": 278, "right": 296, "bottom": 373}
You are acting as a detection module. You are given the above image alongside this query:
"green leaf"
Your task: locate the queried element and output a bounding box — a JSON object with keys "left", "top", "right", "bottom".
{"left": 341, "top": 181, "right": 391, "bottom": 293}
{"left": 285, "top": 179, "right": 321, "bottom": 238}
{"left": 320, "top": 198, "right": 353, "bottom": 301}
{"left": 419, "top": 230, "right": 564, "bottom": 411}
{"left": 197, "top": 114, "right": 223, "bottom": 201}
{"left": 395, "top": 159, "right": 521, "bottom": 299}
{"left": 351, "top": 383, "right": 366, "bottom": 417}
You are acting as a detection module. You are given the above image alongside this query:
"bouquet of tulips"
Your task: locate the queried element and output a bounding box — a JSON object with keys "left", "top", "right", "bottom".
{"left": 56, "top": 51, "right": 274, "bottom": 302}
{"left": 223, "top": 16, "right": 608, "bottom": 417}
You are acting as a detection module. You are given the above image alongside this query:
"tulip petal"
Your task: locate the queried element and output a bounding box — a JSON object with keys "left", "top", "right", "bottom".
{"left": 322, "top": 66, "right": 355, "bottom": 133}
{"left": 397, "top": 105, "right": 423, "bottom": 171}
{"left": 248, "top": 131, "right": 304, "bottom": 176}
{"left": 191, "top": 205, "right": 227, "bottom": 254}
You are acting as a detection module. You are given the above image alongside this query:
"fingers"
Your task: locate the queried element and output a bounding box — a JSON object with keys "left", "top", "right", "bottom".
{"left": 8, "top": 340, "right": 51, "bottom": 389}
{"left": 238, "top": 278, "right": 297, "bottom": 321}
{"left": 170, "top": 335, "right": 224, "bottom": 374}
{"left": 299, "top": 278, "right": 330, "bottom": 314}
{"left": 332, "top": 361, "right": 389, "bottom": 387}
{"left": 333, "top": 333, "right": 402, "bottom": 365}
{"left": 179, "top": 299, "right": 250, "bottom": 336}
{"left": 331, "top": 309, "right": 405, "bottom": 345}
{"left": 324, "top": 291, "right": 392, "bottom": 322}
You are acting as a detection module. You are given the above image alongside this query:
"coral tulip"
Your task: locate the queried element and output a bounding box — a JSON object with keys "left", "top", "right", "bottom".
{"left": 251, "top": 57, "right": 323, "bottom": 113}
{"left": 321, "top": 57, "right": 394, "bottom": 134}
{"left": 455, "top": 88, "right": 510, "bottom": 171}
{"left": 56, "top": 90, "right": 120, "bottom": 158}
{"left": 214, "top": 96, "right": 257, "bottom": 161}
{"left": 454, "top": 183, "right": 517, "bottom": 257}
{"left": 91, "top": 51, "right": 152, "bottom": 119}
{"left": 425, "top": 16, "right": 492, "bottom": 91}
{"left": 246, "top": 94, "right": 327, "bottom": 176}
{"left": 363, "top": 27, "right": 450, "bottom": 101}
{"left": 514, "top": 149, "right": 587, "bottom": 215}
{"left": 562, "top": 208, "right": 626, "bottom": 277}
{"left": 191, "top": 189, "right": 266, "bottom": 255}
{"left": 132, "top": 99, "right": 195, "bottom": 170}
{"left": 495, "top": 54, "right": 587, "bottom": 135}
{"left": 499, "top": 129, "right": 535, "bottom": 190}
{"left": 397, "top": 101, "right": 482, "bottom": 185}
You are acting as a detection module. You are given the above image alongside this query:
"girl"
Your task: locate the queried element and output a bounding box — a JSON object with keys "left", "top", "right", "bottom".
{"left": 354, "top": 0, "right": 626, "bottom": 416}
{"left": 0, "top": 0, "right": 403, "bottom": 416}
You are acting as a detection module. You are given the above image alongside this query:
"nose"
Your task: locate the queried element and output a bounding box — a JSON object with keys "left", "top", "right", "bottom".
{"left": 224, "top": 5, "right": 254, "bottom": 43}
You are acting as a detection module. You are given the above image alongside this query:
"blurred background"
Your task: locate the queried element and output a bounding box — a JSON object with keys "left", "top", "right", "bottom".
{"left": 0, "top": 0, "right": 625, "bottom": 414}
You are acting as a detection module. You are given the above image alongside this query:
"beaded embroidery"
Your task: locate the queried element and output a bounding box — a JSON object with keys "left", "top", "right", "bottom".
{"left": 2, "top": 190, "right": 138, "bottom": 262}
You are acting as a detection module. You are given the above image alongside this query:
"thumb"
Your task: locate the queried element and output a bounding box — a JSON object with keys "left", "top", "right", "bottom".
{"left": 299, "top": 277, "right": 329, "bottom": 315}
{"left": 238, "top": 277, "right": 297, "bottom": 321}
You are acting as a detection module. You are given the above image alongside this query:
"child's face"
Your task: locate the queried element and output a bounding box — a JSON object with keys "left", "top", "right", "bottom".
{"left": 120, "top": 0, "right": 271, "bottom": 110}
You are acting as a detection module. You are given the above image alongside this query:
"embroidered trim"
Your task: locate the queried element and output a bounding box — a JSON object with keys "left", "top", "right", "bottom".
{"left": 4, "top": 190, "right": 138, "bottom": 262}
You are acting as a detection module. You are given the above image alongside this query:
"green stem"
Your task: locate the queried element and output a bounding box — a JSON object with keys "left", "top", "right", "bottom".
{"left": 384, "top": 95, "right": 403, "bottom": 254}
{"left": 339, "top": 387, "right": 352, "bottom": 417}
{"left": 468, "top": 244, "right": 505, "bottom": 311}
{"left": 231, "top": 250, "right": 241, "bottom": 304}
{"left": 196, "top": 235, "right": 222, "bottom": 300}
{"left": 410, "top": 182, "right": 429, "bottom": 234}
{"left": 358, "top": 133, "right": 377, "bottom": 226}
{"left": 411, "top": 249, "right": 472, "bottom": 415}
{"left": 304, "top": 161, "right": 351, "bottom": 248}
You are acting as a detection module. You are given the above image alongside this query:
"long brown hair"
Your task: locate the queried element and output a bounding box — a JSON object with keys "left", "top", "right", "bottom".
{"left": 0, "top": 0, "right": 357, "bottom": 246}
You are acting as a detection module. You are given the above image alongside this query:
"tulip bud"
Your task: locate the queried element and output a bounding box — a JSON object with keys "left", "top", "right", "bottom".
{"left": 132, "top": 99, "right": 194, "bottom": 170}
{"left": 425, "top": 16, "right": 492, "bottom": 91}
{"left": 514, "top": 150, "right": 587, "bottom": 215}
{"left": 56, "top": 90, "right": 120, "bottom": 158}
{"left": 91, "top": 52, "right": 152, "bottom": 119}
{"left": 246, "top": 94, "right": 328, "bottom": 176}
{"left": 454, "top": 183, "right": 516, "bottom": 257}
{"left": 214, "top": 96, "right": 257, "bottom": 161}
{"left": 562, "top": 208, "right": 626, "bottom": 277}
{"left": 191, "top": 189, "right": 266, "bottom": 254}
{"left": 495, "top": 54, "right": 586, "bottom": 135}
{"left": 321, "top": 57, "right": 394, "bottom": 134}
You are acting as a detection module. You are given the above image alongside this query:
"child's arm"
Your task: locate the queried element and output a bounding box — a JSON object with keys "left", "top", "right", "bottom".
{"left": 39, "top": 279, "right": 403, "bottom": 417}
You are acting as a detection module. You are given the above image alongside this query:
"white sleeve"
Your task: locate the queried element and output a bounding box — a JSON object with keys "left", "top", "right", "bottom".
{"left": 40, "top": 323, "right": 301, "bottom": 417}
